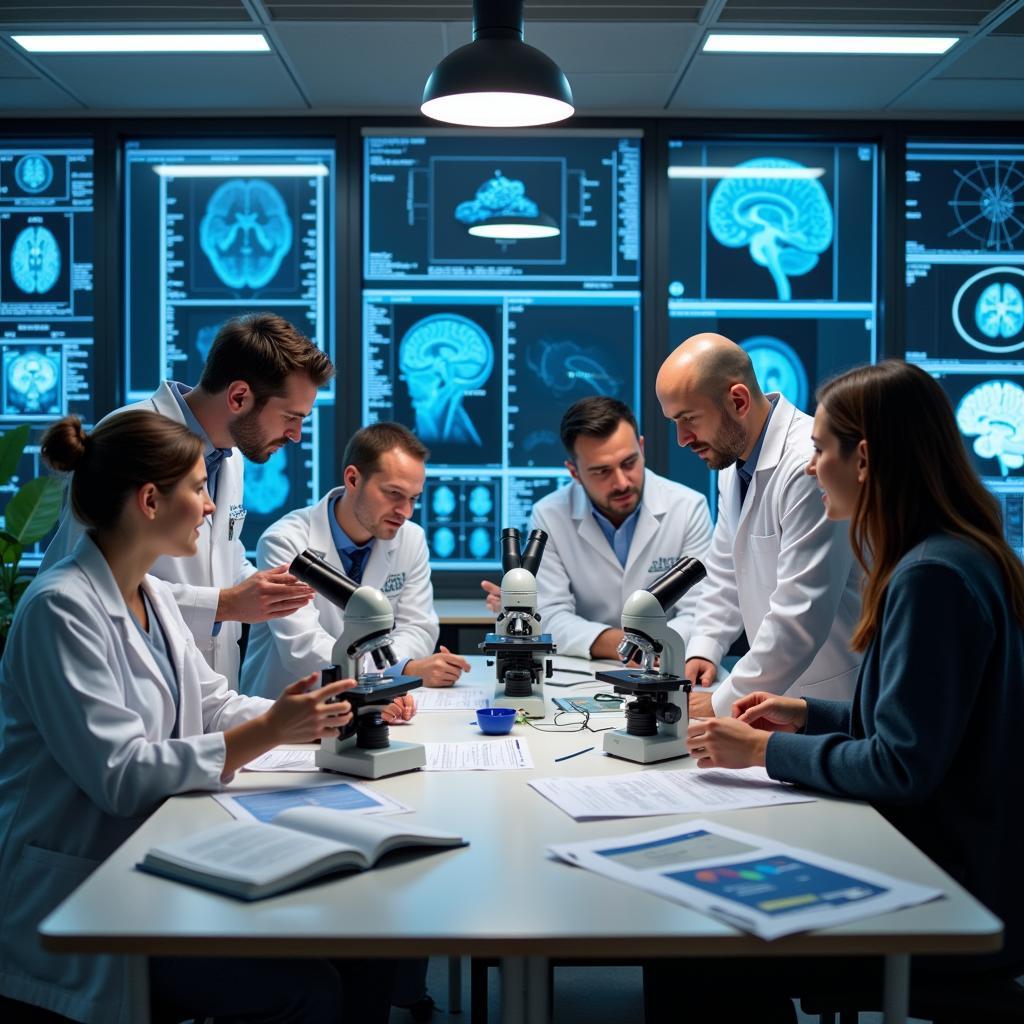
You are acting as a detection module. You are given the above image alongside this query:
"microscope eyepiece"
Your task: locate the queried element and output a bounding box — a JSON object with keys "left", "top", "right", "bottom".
{"left": 647, "top": 556, "right": 707, "bottom": 611}
{"left": 290, "top": 549, "right": 358, "bottom": 609}
{"left": 500, "top": 527, "right": 522, "bottom": 573}
{"left": 519, "top": 529, "right": 548, "bottom": 576}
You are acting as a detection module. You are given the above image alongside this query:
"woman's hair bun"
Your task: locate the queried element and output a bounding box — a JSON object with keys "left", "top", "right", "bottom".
{"left": 40, "top": 415, "right": 90, "bottom": 473}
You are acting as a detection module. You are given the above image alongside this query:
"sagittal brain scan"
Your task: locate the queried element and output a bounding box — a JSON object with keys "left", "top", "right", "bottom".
{"left": 11, "top": 225, "right": 61, "bottom": 295}
{"left": 455, "top": 170, "right": 539, "bottom": 225}
{"left": 199, "top": 179, "right": 294, "bottom": 291}
{"left": 947, "top": 162, "right": 1024, "bottom": 252}
{"left": 2, "top": 347, "right": 61, "bottom": 416}
{"left": 956, "top": 380, "right": 1024, "bottom": 477}
{"left": 708, "top": 158, "right": 834, "bottom": 302}
{"left": 740, "top": 336, "right": 809, "bottom": 409}
{"left": 399, "top": 314, "right": 494, "bottom": 446}
{"left": 14, "top": 154, "right": 53, "bottom": 194}
{"left": 243, "top": 449, "right": 291, "bottom": 515}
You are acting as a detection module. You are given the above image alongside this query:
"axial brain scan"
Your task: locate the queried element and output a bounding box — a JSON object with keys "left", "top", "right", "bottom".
{"left": 5, "top": 349, "right": 60, "bottom": 414}
{"left": 975, "top": 281, "right": 1024, "bottom": 340}
{"left": 432, "top": 526, "right": 457, "bottom": 559}
{"left": 11, "top": 225, "right": 61, "bottom": 295}
{"left": 956, "top": 379, "right": 1024, "bottom": 476}
{"left": 14, "top": 154, "right": 53, "bottom": 194}
{"left": 740, "top": 335, "right": 809, "bottom": 410}
{"left": 199, "top": 179, "right": 293, "bottom": 290}
{"left": 455, "top": 171, "right": 539, "bottom": 225}
{"left": 399, "top": 314, "right": 494, "bottom": 446}
{"left": 709, "top": 158, "right": 833, "bottom": 301}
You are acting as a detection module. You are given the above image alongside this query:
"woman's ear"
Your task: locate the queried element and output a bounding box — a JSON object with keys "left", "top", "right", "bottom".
{"left": 856, "top": 439, "right": 869, "bottom": 484}
{"left": 137, "top": 482, "right": 159, "bottom": 521}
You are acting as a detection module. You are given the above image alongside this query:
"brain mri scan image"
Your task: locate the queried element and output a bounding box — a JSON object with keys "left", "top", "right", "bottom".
{"left": 468, "top": 526, "right": 492, "bottom": 559}
{"left": 399, "top": 314, "right": 494, "bottom": 446}
{"left": 199, "top": 179, "right": 293, "bottom": 290}
{"left": 243, "top": 448, "right": 291, "bottom": 515}
{"left": 468, "top": 485, "right": 493, "bottom": 517}
{"left": 976, "top": 281, "right": 1024, "bottom": 340}
{"left": 740, "top": 335, "right": 809, "bottom": 410}
{"left": 526, "top": 339, "right": 621, "bottom": 398}
{"left": 708, "top": 158, "right": 833, "bottom": 301}
{"left": 956, "top": 379, "right": 1024, "bottom": 477}
{"left": 3, "top": 348, "right": 61, "bottom": 416}
{"left": 432, "top": 526, "right": 457, "bottom": 559}
{"left": 431, "top": 485, "right": 457, "bottom": 517}
{"left": 195, "top": 324, "right": 219, "bottom": 363}
{"left": 455, "top": 170, "right": 540, "bottom": 226}
{"left": 948, "top": 161, "right": 1024, "bottom": 252}
{"left": 14, "top": 154, "right": 53, "bottom": 194}
{"left": 11, "top": 225, "right": 61, "bottom": 295}
{"left": 952, "top": 266, "right": 1024, "bottom": 354}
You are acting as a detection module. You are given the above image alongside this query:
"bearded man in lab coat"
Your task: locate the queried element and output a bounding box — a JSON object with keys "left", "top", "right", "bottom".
{"left": 656, "top": 333, "right": 862, "bottom": 718}
{"left": 483, "top": 396, "right": 713, "bottom": 660}
{"left": 242, "top": 421, "right": 469, "bottom": 699}
{"left": 41, "top": 312, "right": 333, "bottom": 686}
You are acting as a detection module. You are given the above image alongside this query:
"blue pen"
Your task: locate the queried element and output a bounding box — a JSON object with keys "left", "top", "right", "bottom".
{"left": 555, "top": 746, "right": 594, "bottom": 763}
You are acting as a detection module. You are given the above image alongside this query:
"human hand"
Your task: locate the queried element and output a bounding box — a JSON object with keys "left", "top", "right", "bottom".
{"left": 687, "top": 716, "right": 769, "bottom": 769}
{"left": 685, "top": 656, "right": 717, "bottom": 688}
{"left": 481, "top": 579, "right": 501, "bottom": 613}
{"left": 264, "top": 674, "right": 356, "bottom": 743}
{"left": 688, "top": 688, "right": 715, "bottom": 719}
{"left": 407, "top": 646, "right": 471, "bottom": 688}
{"left": 733, "top": 693, "right": 808, "bottom": 733}
{"left": 381, "top": 693, "right": 417, "bottom": 724}
{"left": 217, "top": 565, "right": 314, "bottom": 623}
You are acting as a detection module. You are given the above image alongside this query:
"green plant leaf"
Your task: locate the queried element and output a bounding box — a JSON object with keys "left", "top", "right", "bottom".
{"left": 0, "top": 533, "right": 20, "bottom": 562}
{"left": 0, "top": 424, "right": 29, "bottom": 487}
{"left": 5, "top": 477, "right": 65, "bottom": 545}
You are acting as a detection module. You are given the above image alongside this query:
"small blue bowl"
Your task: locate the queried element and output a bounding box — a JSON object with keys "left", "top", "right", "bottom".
{"left": 477, "top": 707, "right": 516, "bottom": 735}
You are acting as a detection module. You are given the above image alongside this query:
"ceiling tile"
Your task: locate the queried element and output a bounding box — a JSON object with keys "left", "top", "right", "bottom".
{"left": 0, "top": 77, "right": 82, "bottom": 108}
{"left": 937, "top": 36, "right": 1024, "bottom": 78}
{"left": 0, "top": 1, "right": 251, "bottom": 22}
{"left": 890, "top": 76, "right": 1024, "bottom": 111}
{"left": 521, "top": 21, "right": 700, "bottom": 74}
{"left": 565, "top": 71, "right": 679, "bottom": 109}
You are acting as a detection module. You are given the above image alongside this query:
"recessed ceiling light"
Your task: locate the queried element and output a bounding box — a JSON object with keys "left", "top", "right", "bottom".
{"left": 703, "top": 34, "right": 958, "bottom": 56}
{"left": 669, "top": 166, "right": 825, "bottom": 180}
{"left": 12, "top": 33, "right": 271, "bottom": 54}
{"left": 153, "top": 164, "right": 328, "bottom": 178}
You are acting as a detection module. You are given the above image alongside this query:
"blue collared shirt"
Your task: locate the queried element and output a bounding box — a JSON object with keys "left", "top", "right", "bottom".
{"left": 736, "top": 394, "right": 780, "bottom": 503}
{"left": 590, "top": 503, "right": 642, "bottom": 568}
{"left": 169, "top": 382, "right": 233, "bottom": 503}
{"left": 328, "top": 494, "right": 407, "bottom": 678}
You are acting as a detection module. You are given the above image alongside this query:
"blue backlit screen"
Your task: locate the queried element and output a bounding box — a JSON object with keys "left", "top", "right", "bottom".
{"left": 905, "top": 139, "right": 1024, "bottom": 558}
{"left": 0, "top": 139, "right": 95, "bottom": 563}
{"left": 665, "top": 139, "right": 878, "bottom": 502}
{"left": 363, "top": 129, "right": 642, "bottom": 570}
{"left": 123, "top": 140, "right": 336, "bottom": 553}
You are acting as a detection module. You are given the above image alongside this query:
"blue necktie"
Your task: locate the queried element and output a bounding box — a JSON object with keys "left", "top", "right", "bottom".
{"left": 737, "top": 462, "right": 751, "bottom": 505}
{"left": 347, "top": 546, "right": 371, "bottom": 584}
{"left": 205, "top": 449, "right": 227, "bottom": 502}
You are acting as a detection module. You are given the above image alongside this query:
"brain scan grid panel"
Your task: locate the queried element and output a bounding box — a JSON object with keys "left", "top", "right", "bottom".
{"left": 0, "top": 140, "right": 96, "bottom": 565}
{"left": 362, "top": 129, "right": 643, "bottom": 572}
{"left": 905, "top": 139, "right": 1024, "bottom": 558}
{"left": 666, "top": 139, "right": 879, "bottom": 507}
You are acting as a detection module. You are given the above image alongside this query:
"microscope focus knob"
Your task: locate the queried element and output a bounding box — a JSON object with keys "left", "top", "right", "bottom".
{"left": 656, "top": 703, "right": 683, "bottom": 726}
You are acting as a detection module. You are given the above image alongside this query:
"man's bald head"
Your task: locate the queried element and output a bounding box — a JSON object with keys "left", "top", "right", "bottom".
{"left": 656, "top": 333, "right": 762, "bottom": 406}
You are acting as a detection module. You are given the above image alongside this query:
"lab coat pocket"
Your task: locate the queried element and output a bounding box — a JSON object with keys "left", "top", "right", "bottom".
{"left": 746, "top": 532, "right": 781, "bottom": 593}
{"left": 4, "top": 844, "right": 99, "bottom": 988}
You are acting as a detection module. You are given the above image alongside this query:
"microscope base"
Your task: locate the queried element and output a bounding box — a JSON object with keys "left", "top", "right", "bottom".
{"left": 602, "top": 729, "right": 689, "bottom": 765}
{"left": 315, "top": 739, "right": 426, "bottom": 779}
{"left": 493, "top": 688, "right": 546, "bottom": 719}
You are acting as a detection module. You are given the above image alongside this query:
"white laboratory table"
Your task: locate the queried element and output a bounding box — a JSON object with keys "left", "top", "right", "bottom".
{"left": 41, "top": 656, "right": 1001, "bottom": 1024}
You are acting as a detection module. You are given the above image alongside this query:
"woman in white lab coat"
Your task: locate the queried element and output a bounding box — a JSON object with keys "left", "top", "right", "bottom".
{"left": 0, "top": 411, "right": 395, "bottom": 1024}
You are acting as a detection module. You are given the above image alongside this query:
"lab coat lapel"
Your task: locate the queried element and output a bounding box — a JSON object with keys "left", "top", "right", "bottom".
{"left": 623, "top": 471, "right": 662, "bottom": 574}
{"left": 309, "top": 487, "right": 346, "bottom": 572}
{"left": 363, "top": 533, "right": 398, "bottom": 591}
{"left": 734, "top": 394, "right": 794, "bottom": 536}
{"left": 570, "top": 482, "right": 621, "bottom": 574}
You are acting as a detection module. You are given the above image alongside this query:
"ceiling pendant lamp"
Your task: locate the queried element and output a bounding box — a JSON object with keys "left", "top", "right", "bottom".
{"left": 421, "top": 0, "right": 574, "bottom": 128}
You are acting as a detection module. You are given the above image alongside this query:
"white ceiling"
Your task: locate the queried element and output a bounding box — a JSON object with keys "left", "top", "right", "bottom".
{"left": 0, "top": 0, "right": 1021, "bottom": 118}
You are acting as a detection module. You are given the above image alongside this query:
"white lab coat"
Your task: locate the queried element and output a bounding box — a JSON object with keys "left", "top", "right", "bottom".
{"left": 532, "top": 469, "right": 714, "bottom": 658}
{"left": 40, "top": 381, "right": 257, "bottom": 685}
{"left": 686, "top": 394, "right": 863, "bottom": 716}
{"left": 0, "top": 534, "right": 271, "bottom": 1024}
{"left": 241, "top": 487, "right": 440, "bottom": 698}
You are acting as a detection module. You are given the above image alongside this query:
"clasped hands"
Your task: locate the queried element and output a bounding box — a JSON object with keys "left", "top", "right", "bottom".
{"left": 685, "top": 691, "right": 808, "bottom": 769}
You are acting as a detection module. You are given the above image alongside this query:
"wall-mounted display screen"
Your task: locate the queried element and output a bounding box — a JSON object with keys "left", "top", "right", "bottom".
{"left": 363, "top": 129, "right": 643, "bottom": 571}
{"left": 124, "top": 139, "right": 336, "bottom": 555}
{"left": 666, "top": 138, "right": 879, "bottom": 503}
{"left": 905, "top": 139, "right": 1024, "bottom": 558}
{"left": 0, "top": 139, "right": 95, "bottom": 564}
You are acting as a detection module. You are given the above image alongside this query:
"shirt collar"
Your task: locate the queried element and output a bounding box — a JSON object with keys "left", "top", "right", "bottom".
{"left": 169, "top": 382, "right": 233, "bottom": 463}
{"left": 328, "top": 493, "right": 375, "bottom": 556}
{"left": 737, "top": 393, "right": 779, "bottom": 480}
{"left": 590, "top": 502, "right": 641, "bottom": 539}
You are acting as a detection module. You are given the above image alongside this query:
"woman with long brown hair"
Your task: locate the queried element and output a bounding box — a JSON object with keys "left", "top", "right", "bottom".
{"left": 686, "top": 360, "right": 1024, "bottom": 976}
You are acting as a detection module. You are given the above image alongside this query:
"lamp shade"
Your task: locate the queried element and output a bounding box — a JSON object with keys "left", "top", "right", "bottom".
{"left": 421, "top": 1, "right": 574, "bottom": 128}
{"left": 467, "top": 210, "right": 560, "bottom": 239}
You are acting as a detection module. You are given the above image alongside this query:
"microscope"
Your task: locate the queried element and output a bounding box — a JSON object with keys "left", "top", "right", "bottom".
{"left": 289, "top": 549, "right": 426, "bottom": 779}
{"left": 596, "top": 556, "right": 707, "bottom": 764}
{"left": 479, "top": 528, "right": 556, "bottom": 719}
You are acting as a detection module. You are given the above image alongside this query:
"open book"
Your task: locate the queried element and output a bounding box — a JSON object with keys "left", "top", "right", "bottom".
{"left": 138, "top": 808, "right": 466, "bottom": 900}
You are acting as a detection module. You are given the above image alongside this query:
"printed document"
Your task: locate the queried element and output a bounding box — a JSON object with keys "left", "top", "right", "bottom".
{"left": 413, "top": 685, "right": 492, "bottom": 712}
{"left": 530, "top": 766, "right": 815, "bottom": 820}
{"left": 243, "top": 748, "right": 318, "bottom": 772}
{"left": 549, "top": 818, "right": 942, "bottom": 940}
{"left": 424, "top": 738, "right": 534, "bottom": 771}
{"left": 214, "top": 779, "right": 411, "bottom": 823}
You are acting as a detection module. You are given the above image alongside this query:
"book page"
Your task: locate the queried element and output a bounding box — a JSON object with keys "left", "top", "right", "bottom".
{"left": 213, "top": 780, "right": 411, "bottom": 823}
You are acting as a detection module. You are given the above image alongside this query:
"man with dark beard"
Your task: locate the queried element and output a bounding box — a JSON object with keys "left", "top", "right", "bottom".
{"left": 483, "top": 396, "right": 712, "bottom": 659}
{"left": 40, "top": 312, "right": 332, "bottom": 686}
{"left": 656, "top": 333, "right": 862, "bottom": 718}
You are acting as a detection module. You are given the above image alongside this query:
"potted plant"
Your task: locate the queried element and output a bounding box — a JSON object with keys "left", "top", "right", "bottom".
{"left": 0, "top": 424, "right": 65, "bottom": 649}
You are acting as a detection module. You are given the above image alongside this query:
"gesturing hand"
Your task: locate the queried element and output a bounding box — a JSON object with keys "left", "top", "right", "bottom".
{"left": 407, "top": 647, "right": 471, "bottom": 688}
{"left": 481, "top": 579, "right": 501, "bottom": 614}
{"left": 218, "top": 565, "right": 314, "bottom": 624}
